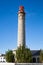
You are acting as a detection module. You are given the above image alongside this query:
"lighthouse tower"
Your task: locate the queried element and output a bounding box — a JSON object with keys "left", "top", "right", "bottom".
{"left": 18, "top": 6, "right": 25, "bottom": 47}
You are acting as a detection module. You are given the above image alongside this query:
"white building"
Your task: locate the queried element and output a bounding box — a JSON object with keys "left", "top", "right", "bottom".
{"left": 0, "top": 54, "right": 6, "bottom": 63}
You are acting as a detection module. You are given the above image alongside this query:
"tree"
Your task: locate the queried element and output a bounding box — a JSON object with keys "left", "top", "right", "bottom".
{"left": 16, "top": 45, "right": 32, "bottom": 63}
{"left": 5, "top": 50, "right": 15, "bottom": 62}
{"left": 40, "top": 50, "right": 43, "bottom": 63}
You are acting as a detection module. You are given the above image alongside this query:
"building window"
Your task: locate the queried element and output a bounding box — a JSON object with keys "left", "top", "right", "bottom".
{"left": 32, "top": 57, "right": 36, "bottom": 63}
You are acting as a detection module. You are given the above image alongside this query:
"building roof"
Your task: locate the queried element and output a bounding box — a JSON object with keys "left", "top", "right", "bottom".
{"left": 31, "top": 50, "right": 40, "bottom": 56}
{"left": 0, "top": 54, "right": 5, "bottom": 57}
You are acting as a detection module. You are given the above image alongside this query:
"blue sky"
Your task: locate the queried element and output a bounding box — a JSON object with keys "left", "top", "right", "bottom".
{"left": 0, "top": 0, "right": 43, "bottom": 53}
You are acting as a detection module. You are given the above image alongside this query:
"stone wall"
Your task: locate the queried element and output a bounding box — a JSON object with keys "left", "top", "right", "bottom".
{"left": 15, "top": 63, "right": 43, "bottom": 65}
{"left": 0, "top": 63, "right": 43, "bottom": 65}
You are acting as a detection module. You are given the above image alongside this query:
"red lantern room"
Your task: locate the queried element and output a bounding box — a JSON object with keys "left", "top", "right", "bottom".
{"left": 19, "top": 6, "right": 24, "bottom": 12}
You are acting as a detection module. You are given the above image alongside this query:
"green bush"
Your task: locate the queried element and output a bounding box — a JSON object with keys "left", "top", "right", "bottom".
{"left": 40, "top": 50, "right": 43, "bottom": 63}
{"left": 5, "top": 50, "right": 15, "bottom": 62}
{"left": 16, "top": 45, "right": 32, "bottom": 63}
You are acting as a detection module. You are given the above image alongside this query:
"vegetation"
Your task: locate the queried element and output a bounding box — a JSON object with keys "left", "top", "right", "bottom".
{"left": 16, "top": 45, "right": 32, "bottom": 63}
{"left": 40, "top": 50, "right": 43, "bottom": 63}
{"left": 5, "top": 50, "right": 15, "bottom": 62}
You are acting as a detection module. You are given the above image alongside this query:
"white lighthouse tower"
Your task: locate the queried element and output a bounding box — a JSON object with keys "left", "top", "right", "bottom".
{"left": 18, "top": 6, "right": 25, "bottom": 47}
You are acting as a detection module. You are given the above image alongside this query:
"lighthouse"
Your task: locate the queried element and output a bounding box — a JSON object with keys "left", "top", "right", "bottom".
{"left": 18, "top": 6, "right": 25, "bottom": 47}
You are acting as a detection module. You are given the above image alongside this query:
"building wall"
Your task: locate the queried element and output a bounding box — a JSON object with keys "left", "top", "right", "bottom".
{"left": 0, "top": 56, "right": 6, "bottom": 62}
{"left": 32, "top": 56, "right": 40, "bottom": 63}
